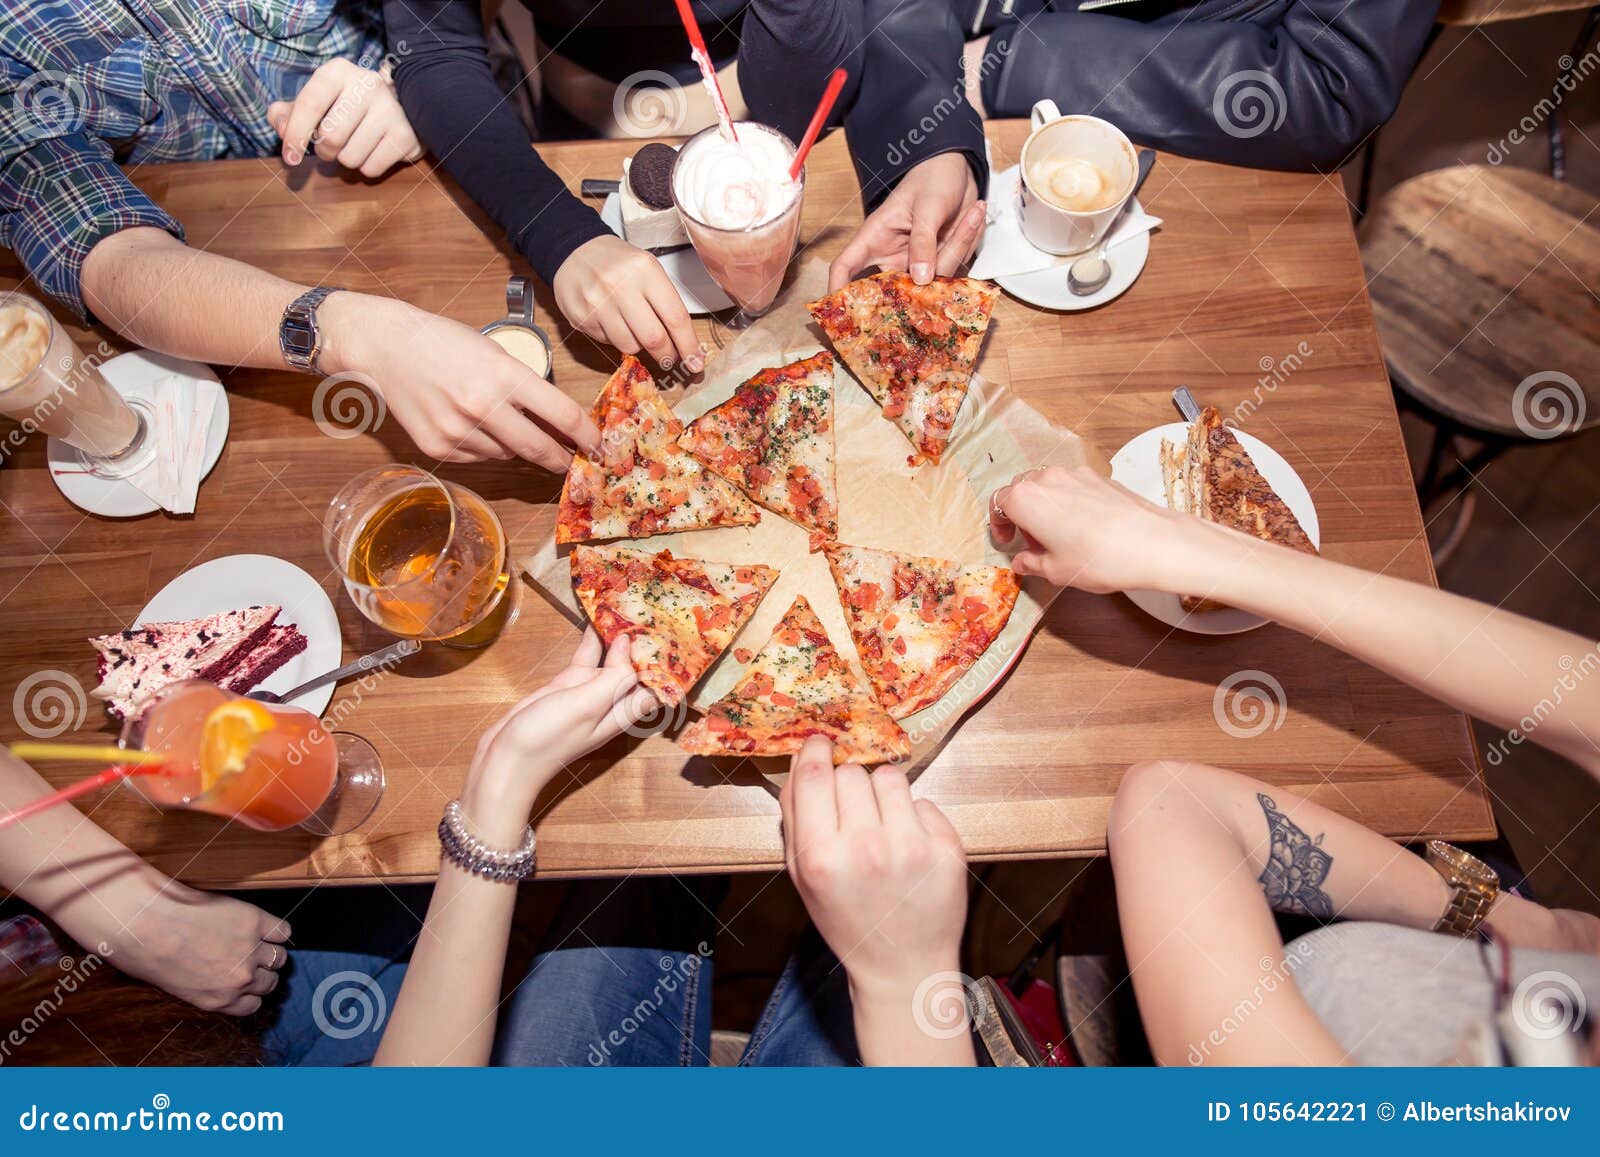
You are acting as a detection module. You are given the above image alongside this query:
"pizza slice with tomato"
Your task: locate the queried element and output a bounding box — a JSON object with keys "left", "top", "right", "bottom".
{"left": 824, "top": 542, "right": 1020, "bottom": 719}
{"left": 570, "top": 545, "right": 778, "bottom": 705}
{"left": 678, "top": 352, "right": 839, "bottom": 551}
{"left": 806, "top": 272, "right": 999, "bottom": 464}
{"left": 556, "top": 356, "right": 760, "bottom": 544}
{"left": 679, "top": 596, "right": 911, "bottom": 765}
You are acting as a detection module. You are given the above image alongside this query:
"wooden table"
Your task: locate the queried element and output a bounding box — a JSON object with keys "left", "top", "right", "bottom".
{"left": 0, "top": 122, "right": 1494, "bottom": 888}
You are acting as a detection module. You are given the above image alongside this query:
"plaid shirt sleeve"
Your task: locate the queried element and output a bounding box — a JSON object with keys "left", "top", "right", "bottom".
{"left": 0, "top": 131, "right": 186, "bottom": 322}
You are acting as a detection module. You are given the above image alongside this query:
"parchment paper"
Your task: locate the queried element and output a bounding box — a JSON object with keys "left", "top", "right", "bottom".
{"left": 524, "top": 258, "right": 1109, "bottom": 766}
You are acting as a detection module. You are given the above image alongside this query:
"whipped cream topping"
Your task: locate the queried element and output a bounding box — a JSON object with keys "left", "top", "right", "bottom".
{"left": 673, "top": 125, "right": 799, "bottom": 231}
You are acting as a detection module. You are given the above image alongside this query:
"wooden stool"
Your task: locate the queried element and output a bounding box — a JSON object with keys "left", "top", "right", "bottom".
{"left": 1361, "top": 164, "right": 1600, "bottom": 559}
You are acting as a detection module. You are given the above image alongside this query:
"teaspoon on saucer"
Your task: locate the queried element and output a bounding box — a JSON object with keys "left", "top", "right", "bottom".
{"left": 1067, "top": 149, "right": 1157, "bottom": 297}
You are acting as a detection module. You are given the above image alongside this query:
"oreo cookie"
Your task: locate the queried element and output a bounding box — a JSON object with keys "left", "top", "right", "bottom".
{"left": 627, "top": 143, "right": 678, "bottom": 211}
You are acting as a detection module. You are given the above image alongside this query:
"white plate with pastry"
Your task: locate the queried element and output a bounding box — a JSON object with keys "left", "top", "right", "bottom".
{"left": 1110, "top": 415, "right": 1320, "bottom": 635}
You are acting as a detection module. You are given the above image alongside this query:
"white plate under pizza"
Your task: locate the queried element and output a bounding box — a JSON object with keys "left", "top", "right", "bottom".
{"left": 1109, "top": 421, "right": 1321, "bottom": 635}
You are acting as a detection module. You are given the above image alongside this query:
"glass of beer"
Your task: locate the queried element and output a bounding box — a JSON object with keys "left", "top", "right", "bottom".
{"left": 0, "top": 290, "right": 151, "bottom": 471}
{"left": 324, "top": 465, "right": 515, "bottom": 649}
{"left": 122, "top": 679, "right": 385, "bottom": 836}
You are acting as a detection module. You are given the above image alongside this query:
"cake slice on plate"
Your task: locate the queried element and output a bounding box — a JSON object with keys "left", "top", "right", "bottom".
{"left": 89, "top": 605, "right": 308, "bottom": 719}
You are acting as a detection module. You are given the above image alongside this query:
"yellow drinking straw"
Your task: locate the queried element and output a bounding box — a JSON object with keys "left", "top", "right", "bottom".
{"left": 9, "top": 742, "right": 165, "bottom": 766}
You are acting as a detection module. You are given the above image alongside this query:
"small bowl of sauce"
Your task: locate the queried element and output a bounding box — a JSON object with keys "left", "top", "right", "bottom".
{"left": 481, "top": 275, "right": 554, "bottom": 380}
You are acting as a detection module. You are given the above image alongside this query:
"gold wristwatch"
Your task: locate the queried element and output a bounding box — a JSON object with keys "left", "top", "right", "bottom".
{"left": 1424, "top": 840, "right": 1500, "bottom": 937}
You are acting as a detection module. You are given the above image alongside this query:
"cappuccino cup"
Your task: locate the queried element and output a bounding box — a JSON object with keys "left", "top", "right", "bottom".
{"left": 1019, "top": 101, "right": 1137, "bottom": 256}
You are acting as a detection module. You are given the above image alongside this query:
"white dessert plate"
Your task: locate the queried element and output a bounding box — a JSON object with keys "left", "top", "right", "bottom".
{"left": 1109, "top": 422, "right": 1321, "bottom": 635}
{"left": 994, "top": 197, "right": 1151, "bottom": 312}
{"left": 136, "top": 555, "right": 343, "bottom": 716}
{"left": 47, "top": 352, "right": 229, "bottom": 519}
{"left": 600, "top": 194, "right": 733, "bottom": 315}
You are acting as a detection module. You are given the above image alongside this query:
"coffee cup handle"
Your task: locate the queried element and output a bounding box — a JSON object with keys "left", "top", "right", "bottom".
{"left": 1029, "top": 99, "right": 1062, "bottom": 130}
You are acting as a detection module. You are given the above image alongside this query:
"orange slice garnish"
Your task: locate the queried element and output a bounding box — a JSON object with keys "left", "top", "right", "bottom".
{"left": 199, "top": 700, "right": 276, "bottom": 792}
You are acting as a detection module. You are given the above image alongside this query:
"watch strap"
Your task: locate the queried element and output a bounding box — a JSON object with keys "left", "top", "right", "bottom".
{"left": 280, "top": 285, "right": 342, "bottom": 373}
{"left": 1425, "top": 840, "right": 1499, "bottom": 938}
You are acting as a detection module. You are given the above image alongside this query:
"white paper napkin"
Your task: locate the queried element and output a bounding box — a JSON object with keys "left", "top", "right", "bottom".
{"left": 970, "top": 164, "right": 1161, "bottom": 281}
{"left": 133, "top": 372, "right": 219, "bottom": 515}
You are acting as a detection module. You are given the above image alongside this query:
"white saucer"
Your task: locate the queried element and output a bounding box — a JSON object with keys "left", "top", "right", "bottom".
{"left": 600, "top": 194, "right": 734, "bottom": 315}
{"left": 136, "top": 555, "right": 343, "bottom": 716}
{"left": 1110, "top": 421, "right": 1321, "bottom": 635}
{"left": 47, "top": 352, "right": 229, "bottom": 518}
{"left": 995, "top": 197, "right": 1151, "bottom": 312}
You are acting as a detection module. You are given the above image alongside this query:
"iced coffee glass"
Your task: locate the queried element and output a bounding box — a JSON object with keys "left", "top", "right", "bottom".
{"left": 672, "top": 123, "right": 805, "bottom": 330}
{"left": 0, "top": 291, "right": 149, "bottom": 471}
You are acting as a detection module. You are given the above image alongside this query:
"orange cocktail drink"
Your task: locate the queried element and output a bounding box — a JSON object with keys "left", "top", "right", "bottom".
{"left": 123, "top": 680, "right": 337, "bottom": 831}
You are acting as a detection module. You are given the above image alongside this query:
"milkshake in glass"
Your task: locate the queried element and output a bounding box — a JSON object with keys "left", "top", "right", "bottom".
{"left": 672, "top": 123, "right": 804, "bottom": 327}
{"left": 0, "top": 291, "right": 147, "bottom": 468}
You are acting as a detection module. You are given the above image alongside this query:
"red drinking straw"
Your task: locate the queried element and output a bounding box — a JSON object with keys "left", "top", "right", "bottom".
{"left": 789, "top": 68, "right": 849, "bottom": 182}
{"left": 0, "top": 763, "right": 168, "bottom": 833}
{"left": 673, "top": 0, "right": 738, "bottom": 142}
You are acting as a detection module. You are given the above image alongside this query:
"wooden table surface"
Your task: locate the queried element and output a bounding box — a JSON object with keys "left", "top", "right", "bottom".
{"left": 0, "top": 121, "right": 1494, "bottom": 888}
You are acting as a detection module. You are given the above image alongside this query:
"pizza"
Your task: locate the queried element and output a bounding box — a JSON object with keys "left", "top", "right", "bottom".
{"left": 1160, "top": 406, "right": 1317, "bottom": 612}
{"left": 806, "top": 272, "right": 999, "bottom": 464}
{"left": 570, "top": 545, "right": 778, "bottom": 705}
{"left": 678, "top": 352, "right": 839, "bottom": 550}
{"left": 556, "top": 356, "right": 760, "bottom": 544}
{"left": 678, "top": 596, "right": 912, "bottom": 765}
{"left": 824, "top": 543, "right": 1020, "bottom": 718}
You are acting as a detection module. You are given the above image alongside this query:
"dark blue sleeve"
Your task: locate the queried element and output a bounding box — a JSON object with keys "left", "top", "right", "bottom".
{"left": 383, "top": 0, "right": 610, "bottom": 287}
{"left": 736, "top": 0, "right": 864, "bottom": 145}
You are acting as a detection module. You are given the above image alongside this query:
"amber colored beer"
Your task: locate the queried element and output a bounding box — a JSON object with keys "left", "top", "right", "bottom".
{"left": 333, "top": 470, "right": 510, "bottom": 642}
{"left": 0, "top": 291, "right": 142, "bottom": 459}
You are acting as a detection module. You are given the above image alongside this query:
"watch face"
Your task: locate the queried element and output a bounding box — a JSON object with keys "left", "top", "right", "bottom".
{"left": 282, "top": 320, "right": 317, "bottom": 356}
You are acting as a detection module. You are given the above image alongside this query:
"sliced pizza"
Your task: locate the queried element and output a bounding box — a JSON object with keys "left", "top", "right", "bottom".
{"left": 570, "top": 545, "right": 778, "bottom": 705}
{"left": 824, "top": 543, "right": 1020, "bottom": 719}
{"left": 1160, "top": 406, "right": 1317, "bottom": 613}
{"left": 556, "top": 356, "right": 760, "bottom": 544}
{"left": 678, "top": 596, "right": 911, "bottom": 765}
{"left": 806, "top": 272, "right": 999, "bottom": 463}
{"left": 678, "top": 352, "right": 839, "bottom": 550}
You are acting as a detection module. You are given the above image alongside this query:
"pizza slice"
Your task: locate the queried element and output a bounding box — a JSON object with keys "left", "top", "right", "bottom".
{"left": 806, "top": 272, "right": 999, "bottom": 463}
{"left": 678, "top": 596, "right": 912, "bottom": 765}
{"left": 824, "top": 543, "right": 1020, "bottom": 719}
{"left": 678, "top": 352, "right": 839, "bottom": 550}
{"left": 570, "top": 545, "right": 778, "bottom": 705}
{"left": 1161, "top": 405, "right": 1318, "bottom": 612}
{"left": 556, "top": 356, "right": 760, "bottom": 544}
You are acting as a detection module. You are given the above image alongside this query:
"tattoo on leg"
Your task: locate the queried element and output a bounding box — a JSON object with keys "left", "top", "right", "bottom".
{"left": 1256, "top": 793, "right": 1334, "bottom": 919}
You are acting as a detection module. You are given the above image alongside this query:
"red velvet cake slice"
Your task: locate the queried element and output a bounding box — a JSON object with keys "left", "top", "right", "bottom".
{"left": 89, "top": 605, "right": 304, "bottom": 719}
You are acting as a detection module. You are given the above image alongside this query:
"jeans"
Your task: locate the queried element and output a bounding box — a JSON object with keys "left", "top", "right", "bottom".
{"left": 260, "top": 878, "right": 858, "bottom": 1066}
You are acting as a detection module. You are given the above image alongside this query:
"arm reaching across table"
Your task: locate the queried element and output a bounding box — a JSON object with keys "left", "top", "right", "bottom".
{"left": 990, "top": 466, "right": 1600, "bottom": 786}
{"left": 80, "top": 227, "right": 598, "bottom": 468}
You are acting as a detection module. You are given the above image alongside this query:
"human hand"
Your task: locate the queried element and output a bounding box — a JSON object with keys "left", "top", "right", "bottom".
{"left": 320, "top": 293, "right": 599, "bottom": 467}
{"left": 267, "top": 59, "right": 424, "bottom": 177}
{"left": 780, "top": 737, "right": 968, "bottom": 1010}
{"left": 989, "top": 465, "right": 1195, "bottom": 593}
{"left": 460, "top": 630, "right": 655, "bottom": 844}
{"left": 97, "top": 875, "right": 291, "bottom": 1015}
{"left": 553, "top": 236, "right": 704, "bottom": 373}
{"left": 829, "top": 153, "right": 986, "bottom": 291}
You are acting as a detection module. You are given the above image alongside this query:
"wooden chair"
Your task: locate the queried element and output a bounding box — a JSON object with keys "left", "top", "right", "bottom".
{"left": 1358, "top": 2, "right": 1600, "bottom": 561}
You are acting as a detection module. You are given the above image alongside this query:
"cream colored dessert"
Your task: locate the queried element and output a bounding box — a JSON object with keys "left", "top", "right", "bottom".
{"left": 0, "top": 297, "right": 139, "bottom": 457}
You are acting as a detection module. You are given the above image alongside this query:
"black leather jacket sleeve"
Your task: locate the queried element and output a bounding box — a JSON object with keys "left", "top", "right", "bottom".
{"left": 982, "top": 0, "right": 1441, "bottom": 171}
{"left": 843, "top": 0, "right": 988, "bottom": 209}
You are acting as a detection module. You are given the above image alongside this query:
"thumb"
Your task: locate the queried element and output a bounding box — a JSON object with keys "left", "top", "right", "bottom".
{"left": 267, "top": 101, "right": 291, "bottom": 136}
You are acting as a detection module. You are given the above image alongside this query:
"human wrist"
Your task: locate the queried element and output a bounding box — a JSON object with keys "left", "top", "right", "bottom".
{"left": 849, "top": 958, "right": 976, "bottom": 1066}
{"left": 458, "top": 757, "right": 561, "bottom": 845}
{"left": 314, "top": 290, "right": 387, "bottom": 379}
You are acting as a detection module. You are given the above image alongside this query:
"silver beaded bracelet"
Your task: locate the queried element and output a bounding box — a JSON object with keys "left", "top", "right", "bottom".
{"left": 437, "top": 799, "right": 537, "bottom": 883}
